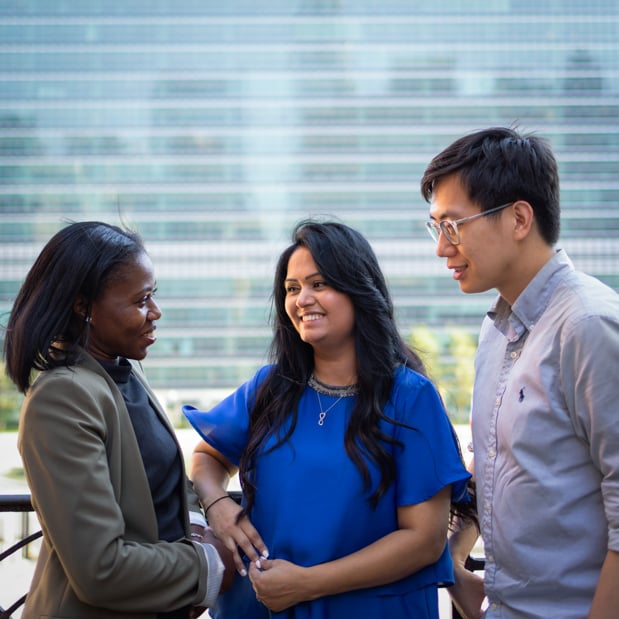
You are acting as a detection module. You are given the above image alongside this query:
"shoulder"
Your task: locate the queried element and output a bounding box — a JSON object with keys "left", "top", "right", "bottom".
{"left": 552, "top": 271, "right": 619, "bottom": 338}
{"left": 390, "top": 365, "right": 443, "bottom": 414}
{"left": 255, "top": 364, "right": 276, "bottom": 382}
{"left": 239, "top": 364, "right": 275, "bottom": 394}
{"left": 30, "top": 355, "right": 111, "bottom": 398}
{"left": 392, "top": 364, "right": 436, "bottom": 393}
{"left": 560, "top": 269, "right": 619, "bottom": 313}
{"left": 24, "top": 355, "right": 121, "bottom": 428}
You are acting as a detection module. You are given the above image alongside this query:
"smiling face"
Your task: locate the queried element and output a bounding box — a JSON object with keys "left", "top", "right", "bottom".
{"left": 428, "top": 173, "right": 521, "bottom": 297}
{"left": 284, "top": 246, "right": 355, "bottom": 356}
{"left": 85, "top": 252, "right": 161, "bottom": 361}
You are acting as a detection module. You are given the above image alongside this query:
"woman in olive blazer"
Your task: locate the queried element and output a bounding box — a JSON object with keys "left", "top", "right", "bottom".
{"left": 5, "top": 222, "right": 231, "bottom": 619}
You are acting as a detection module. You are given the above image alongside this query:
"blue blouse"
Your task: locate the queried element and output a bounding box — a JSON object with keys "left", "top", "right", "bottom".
{"left": 184, "top": 365, "right": 470, "bottom": 619}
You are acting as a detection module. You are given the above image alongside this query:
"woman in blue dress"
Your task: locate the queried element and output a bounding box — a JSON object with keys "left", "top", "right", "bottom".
{"left": 184, "top": 220, "right": 474, "bottom": 619}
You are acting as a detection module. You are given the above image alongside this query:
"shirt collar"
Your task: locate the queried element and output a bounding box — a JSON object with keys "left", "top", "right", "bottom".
{"left": 97, "top": 356, "right": 132, "bottom": 383}
{"left": 487, "top": 249, "right": 574, "bottom": 337}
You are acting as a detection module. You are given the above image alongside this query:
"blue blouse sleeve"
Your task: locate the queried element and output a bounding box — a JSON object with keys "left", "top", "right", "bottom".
{"left": 182, "top": 365, "right": 273, "bottom": 466}
{"left": 389, "top": 367, "right": 471, "bottom": 506}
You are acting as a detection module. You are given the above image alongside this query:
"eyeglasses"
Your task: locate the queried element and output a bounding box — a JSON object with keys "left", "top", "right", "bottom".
{"left": 425, "top": 202, "right": 514, "bottom": 246}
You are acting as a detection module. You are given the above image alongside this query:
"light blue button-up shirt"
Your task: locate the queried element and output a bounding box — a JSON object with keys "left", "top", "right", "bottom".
{"left": 472, "top": 249, "right": 619, "bottom": 618}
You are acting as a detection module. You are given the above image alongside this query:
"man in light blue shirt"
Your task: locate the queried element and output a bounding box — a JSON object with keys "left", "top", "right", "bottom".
{"left": 421, "top": 126, "right": 619, "bottom": 619}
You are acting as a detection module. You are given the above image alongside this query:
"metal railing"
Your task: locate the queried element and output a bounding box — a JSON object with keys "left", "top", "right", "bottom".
{"left": 0, "top": 494, "right": 41, "bottom": 619}
{"left": 0, "top": 492, "right": 482, "bottom": 618}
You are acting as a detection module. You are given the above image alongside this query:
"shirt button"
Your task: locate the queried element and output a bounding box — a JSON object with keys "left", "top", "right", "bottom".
{"left": 495, "top": 398, "right": 501, "bottom": 406}
{"left": 484, "top": 501, "right": 492, "bottom": 512}
{"left": 488, "top": 448, "right": 496, "bottom": 459}
{"left": 510, "top": 351, "right": 518, "bottom": 359}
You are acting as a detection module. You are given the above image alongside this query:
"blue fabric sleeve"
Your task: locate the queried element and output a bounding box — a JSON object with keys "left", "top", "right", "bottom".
{"left": 182, "top": 365, "right": 273, "bottom": 466}
{"left": 389, "top": 367, "right": 470, "bottom": 506}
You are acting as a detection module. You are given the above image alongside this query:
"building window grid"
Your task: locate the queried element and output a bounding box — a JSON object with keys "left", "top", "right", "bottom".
{"left": 1, "top": 5, "right": 618, "bottom": 394}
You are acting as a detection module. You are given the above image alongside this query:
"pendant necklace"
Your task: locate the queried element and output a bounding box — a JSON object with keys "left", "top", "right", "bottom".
{"left": 316, "top": 392, "right": 344, "bottom": 426}
{"left": 308, "top": 373, "right": 359, "bottom": 427}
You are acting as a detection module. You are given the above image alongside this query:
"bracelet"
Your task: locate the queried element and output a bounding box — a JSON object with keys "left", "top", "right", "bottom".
{"left": 204, "top": 494, "right": 231, "bottom": 517}
{"left": 190, "top": 532, "right": 203, "bottom": 540}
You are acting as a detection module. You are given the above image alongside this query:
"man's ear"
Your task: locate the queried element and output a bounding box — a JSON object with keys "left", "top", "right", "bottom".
{"left": 512, "top": 200, "right": 535, "bottom": 241}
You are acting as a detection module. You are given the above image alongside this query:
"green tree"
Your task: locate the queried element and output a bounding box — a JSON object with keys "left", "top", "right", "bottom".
{"left": 0, "top": 362, "right": 22, "bottom": 431}
{"left": 409, "top": 326, "right": 476, "bottom": 424}
{"left": 445, "top": 328, "right": 477, "bottom": 418}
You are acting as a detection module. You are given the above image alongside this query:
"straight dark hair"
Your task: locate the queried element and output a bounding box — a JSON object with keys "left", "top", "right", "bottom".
{"left": 421, "top": 126, "right": 561, "bottom": 245}
{"left": 4, "top": 221, "right": 145, "bottom": 393}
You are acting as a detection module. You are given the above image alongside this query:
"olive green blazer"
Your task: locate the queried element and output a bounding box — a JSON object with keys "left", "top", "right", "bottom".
{"left": 18, "top": 350, "right": 207, "bottom": 619}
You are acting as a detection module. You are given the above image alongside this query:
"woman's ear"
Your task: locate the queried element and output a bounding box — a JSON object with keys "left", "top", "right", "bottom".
{"left": 73, "top": 295, "right": 88, "bottom": 320}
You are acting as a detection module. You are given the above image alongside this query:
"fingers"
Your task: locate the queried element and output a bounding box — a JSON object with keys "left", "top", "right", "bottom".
{"left": 235, "top": 520, "right": 269, "bottom": 566}
{"left": 247, "top": 560, "right": 296, "bottom": 613}
{"left": 203, "top": 497, "right": 269, "bottom": 576}
{"left": 248, "top": 557, "right": 271, "bottom": 581}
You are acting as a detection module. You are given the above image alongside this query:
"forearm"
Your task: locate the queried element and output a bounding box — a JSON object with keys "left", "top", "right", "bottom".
{"left": 302, "top": 526, "right": 446, "bottom": 599}
{"left": 447, "top": 509, "right": 484, "bottom": 619}
{"left": 190, "top": 448, "right": 236, "bottom": 506}
{"left": 588, "top": 549, "right": 619, "bottom": 619}
{"left": 448, "top": 515, "right": 480, "bottom": 567}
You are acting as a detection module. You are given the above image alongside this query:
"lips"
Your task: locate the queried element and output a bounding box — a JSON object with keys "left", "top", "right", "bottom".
{"left": 142, "top": 326, "right": 157, "bottom": 342}
{"left": 449, "top": 264, "right": 466, "bottom": 281}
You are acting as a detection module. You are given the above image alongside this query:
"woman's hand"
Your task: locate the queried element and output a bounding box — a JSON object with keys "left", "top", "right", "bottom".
{"left": 204, "top": 495, "right": 268, "bottom": 576}
{"left": 191, "top": 444, "right": 269, "bottom": 576}
{"left": 248, "top": 558, "right": 308, "bottom": 612}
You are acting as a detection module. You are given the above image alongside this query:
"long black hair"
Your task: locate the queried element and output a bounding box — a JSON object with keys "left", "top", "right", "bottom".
{"left": 239, "top": 219, "right": 457, "bottom": 518}
{"left": 4, "top": 221, "right": 145, "bottom": 393}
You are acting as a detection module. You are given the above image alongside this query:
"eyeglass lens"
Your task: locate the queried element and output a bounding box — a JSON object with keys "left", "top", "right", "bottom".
{"left": 441, "top": 221, "right": 458, "bottom": 243}
{"left": 427, "top": 221, "right": 458, "bottom": 243}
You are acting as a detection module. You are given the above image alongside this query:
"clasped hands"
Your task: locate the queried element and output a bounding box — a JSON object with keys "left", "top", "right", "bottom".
{"left": 249, "top": 557, "right": 309, "bottom": 612}
{"left": 204, "top": 496, "right": 308, "bottom": 611}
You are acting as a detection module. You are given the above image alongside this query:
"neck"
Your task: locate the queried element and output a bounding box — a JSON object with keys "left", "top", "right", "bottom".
{"left": 312, "top": 360, "right": 357, "bottom": 387}
{"left": 500, "top": 242, "right": 555, "bottom": 306}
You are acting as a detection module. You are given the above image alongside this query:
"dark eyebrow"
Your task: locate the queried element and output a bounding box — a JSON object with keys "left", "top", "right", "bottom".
{"left": 429, "top": 211, "right": 455, "bottom": 222}
{"left": 285, "top": 272, "right": 321, "bottom": 284}
{"left": 134, "top": 282, "right": 157, "bottom": 297}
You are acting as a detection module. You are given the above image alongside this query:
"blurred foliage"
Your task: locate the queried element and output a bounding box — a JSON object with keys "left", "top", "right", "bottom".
{"left": 0, "top": 362, "right": 22, "bottom": 431}
{"left": 410, "top": 325, "right": 477, "bottom": 424}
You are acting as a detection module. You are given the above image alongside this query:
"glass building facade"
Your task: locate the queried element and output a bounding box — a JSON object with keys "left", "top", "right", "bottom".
{"left": 1, "top": 1, "right": 618, "bottom": 409}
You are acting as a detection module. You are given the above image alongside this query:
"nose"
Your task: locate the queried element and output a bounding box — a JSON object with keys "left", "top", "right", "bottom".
{"left": 148, "top": 298, "right": 162, "bottom": 320}
{"left": 296, "top": 286, "right": 314, "bottom": 307}
{"left": 435, "top": 230, "right": 457, "bottom": 258}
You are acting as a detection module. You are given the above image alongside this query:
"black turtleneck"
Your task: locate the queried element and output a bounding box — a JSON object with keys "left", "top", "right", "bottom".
{"left": 98, "top": 357, "right": 185, "bottom": 543}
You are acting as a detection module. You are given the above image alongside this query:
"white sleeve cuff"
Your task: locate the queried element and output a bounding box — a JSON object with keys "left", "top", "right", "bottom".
{"left": 189, "top": 510, "right": 207, "bottom": 529}
{"left": 197, "top": 542, "right": 225, "bottom": 608}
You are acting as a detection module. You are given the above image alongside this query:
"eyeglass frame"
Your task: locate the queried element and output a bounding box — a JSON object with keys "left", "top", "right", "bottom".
{"left": 425, "top": 201, "right": 514, "bottom": 245}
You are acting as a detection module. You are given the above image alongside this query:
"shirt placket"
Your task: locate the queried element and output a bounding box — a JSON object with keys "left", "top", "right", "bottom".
{"left": 482, "top": 329, "right": 524, "bottom": 613}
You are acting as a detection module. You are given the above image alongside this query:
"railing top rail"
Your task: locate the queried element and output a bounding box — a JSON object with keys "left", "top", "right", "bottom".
{"left": 0, "top": 494, "right": 33, "bottom": 513}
